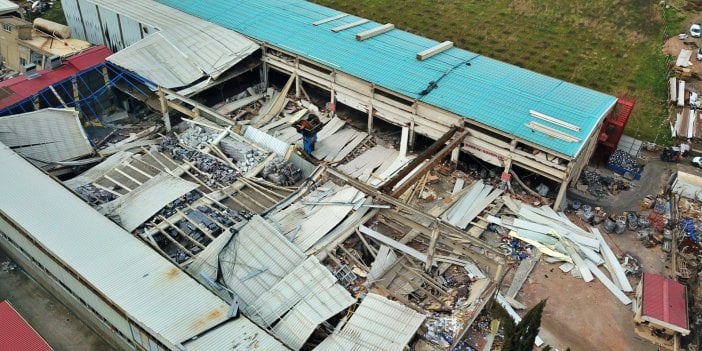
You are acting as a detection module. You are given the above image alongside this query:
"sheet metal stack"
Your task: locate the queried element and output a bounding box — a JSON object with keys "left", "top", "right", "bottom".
{"left": 441, "top": 180, "right": 503, "bottom": 229}
{"left": 487, "top": 196, "right": 633, "bottom": 305}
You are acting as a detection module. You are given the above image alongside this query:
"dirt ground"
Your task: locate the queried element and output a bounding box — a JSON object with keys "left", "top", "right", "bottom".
{"left": 518, "top": 157, "right": 680, "bottom": 351}
{"left": 664, "top": 35, "right": 702, "bottom": 90}
{"left": 0, "top": 248, "right": 113, "bottom": 351}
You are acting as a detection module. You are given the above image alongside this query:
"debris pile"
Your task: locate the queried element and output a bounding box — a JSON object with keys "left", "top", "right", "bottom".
{"left": 219, "top": 137, "right": 267, "bottom": 173}
{"left": 177, "top": 125, "right": 217, "bottom": 149}
{"left": 578, "top": 169, "right": 631, "bottom": 198}
{"left": 159, "top": 137, "right": 240, "bottom": 186}
{"left": 423, "top": 315, "right": 462, "bottom": 347}
{"left": 74, "top": 184, "right": 118, "bottom": 204}
{"left": 262, "top": 156, "right": 301, "bottom": 186}
{"left": 488, "top": 196, "right": 634, "bottom": 305}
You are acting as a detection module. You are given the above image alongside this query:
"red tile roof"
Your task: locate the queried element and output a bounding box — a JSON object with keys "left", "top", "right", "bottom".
{"left": 0, "top": 45, "right": 112, "bottom": 109}
{"left": 642, "top": 272, "right": 689, "bottom": 332}
{"left": 0, "top": 300, "right": 53, "bottom": 351}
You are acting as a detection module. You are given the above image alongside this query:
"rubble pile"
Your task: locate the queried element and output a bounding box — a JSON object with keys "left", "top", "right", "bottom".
{"left": 74, "top": 184, "right": 118, "bottom": 204}
{"left": 262, "top": 156, "right": 301, "bottom": 186}
{"left": 159, "top": 137, "right": 240, "bottom": 186}
{"left": 152, "top": 190, "right": 203, "bottom": 219}
{"left": 177, "top": 125, "right": 217, "bottom": 149}
{"left": 578, "top": 169, "right": 631, "bottom": 198}
{"left": 219, "top": 137, "right": 267, "bottom": 173}
{"left": 423, "top": 315, "right": 462, "bottom": 347}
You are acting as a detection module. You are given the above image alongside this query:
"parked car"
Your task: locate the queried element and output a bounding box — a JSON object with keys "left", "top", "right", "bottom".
{"left": 692, "top": 156, "right": 702, "bottom": 167}
{"left": 691, "top": 23, "right": 701, "bottom": 38}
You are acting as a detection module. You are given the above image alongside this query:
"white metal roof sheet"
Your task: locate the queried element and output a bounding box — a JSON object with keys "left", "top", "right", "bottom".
{"left": 0, "top": 108, "right": 93, "bottom": 168}
{"left": 273, "top": 284, "right": 355, "bottom": 350}
{"left": 107, "top": 32, "right": 203, "bottom": 89}
{"left": 63, "top": 151, "right": 134, "bottom": 189}
{"left": 0, "top": 0, "right": 18, "bottom": 15}
{"left": 245, "top": 256, "right": 337, "bottom": 326}
{"left": 0, "top": 141, "right": 242, "bottom": 347}
{"left": 219, "top": 215, "right": 306, "bottom": 308}
{"left": 101, "top": 172, "right": 198, "bottom": 231}
{"left": 182, "top": 317, "right": 287, "bottom": 351}
{"left": 314, "top": 293, "right": 425, "bottom": 351}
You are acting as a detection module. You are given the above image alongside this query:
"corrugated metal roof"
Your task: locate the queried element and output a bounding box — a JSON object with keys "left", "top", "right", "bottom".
{"left": 0, "top": 141, "right": 271, "bottom": 348}
{"left": 101, "top": 172, "right": 198, "bottom": 231}
{"left": 107, "top": 32, "right": 202, "bottom": 89}
{"left": 219, "top": 215, "right": 306, "bottom": 308}
{"left": 0, "top": 108, "right": 93, "bottom": 168}
{"left": 245, "top": 256, "right": 337, "bottom": 326}
{"left": 0, "top": 46, "right": 111, "bottom": 109}
{"left": 87, "top": 0, "right": 258, "bottom": 91}
{"left": 273, "top": 284, "right": 355, "bottom": 350}
{"left": 105, "top": 13, "right": 258, "bottom": 89}
{"left": 181, "top": 317, "right": 286, "bottom": 351}
{"left": 0, "top": 301, "right": 53, "bottom": 351}
{"left": 154, "top": 0, "right": 617, "bottom": 157}
{"left": 642, "top": 272, "right": 689, "bottom": 332}
{"left": 314, "top": 293, "right": 425, "bottom": 351}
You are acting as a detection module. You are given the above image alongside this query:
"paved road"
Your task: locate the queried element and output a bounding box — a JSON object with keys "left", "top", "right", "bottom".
{"left": 0, "top": 248, "right": 113, "bottom": 351}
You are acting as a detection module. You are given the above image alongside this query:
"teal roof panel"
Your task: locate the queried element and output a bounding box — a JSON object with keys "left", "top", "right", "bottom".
{"left": 154, "top": 0, "right": 617, "bottom": 157}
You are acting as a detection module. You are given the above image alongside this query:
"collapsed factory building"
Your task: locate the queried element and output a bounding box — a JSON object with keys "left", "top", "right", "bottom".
{"left": 60, "top": 0, "right": 629, "bottom": 210}
{"left": 0, "top": 0, "right": 646, "bottom": 350}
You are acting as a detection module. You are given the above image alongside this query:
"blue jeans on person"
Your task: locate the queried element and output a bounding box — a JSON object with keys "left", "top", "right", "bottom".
{"left": 303, "top": 134, "right": 317, "bottom": 155}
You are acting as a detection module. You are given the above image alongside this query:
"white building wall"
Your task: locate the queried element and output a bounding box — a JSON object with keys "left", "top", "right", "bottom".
{"left": 0, "top": 217, "right": 134, "bottom": 345}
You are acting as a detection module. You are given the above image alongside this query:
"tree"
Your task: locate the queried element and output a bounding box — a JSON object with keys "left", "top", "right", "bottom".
{"left": 513, "top": 299, "right": 547, "bottom": 351}
{"left": 489, "top": 297, "right": 547, "bottom": 351}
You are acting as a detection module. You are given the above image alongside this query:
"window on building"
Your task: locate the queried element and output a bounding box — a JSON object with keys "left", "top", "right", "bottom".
{"left": 2, "top": 23, "right": 11, "bottom": 32}
{"left": 19, "top": 58, "right": 26, "bottom": 66}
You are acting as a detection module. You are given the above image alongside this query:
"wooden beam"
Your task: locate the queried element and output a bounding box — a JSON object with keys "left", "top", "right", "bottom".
{"left": 389, "top": 128, "right": 469, "bottom": 196}
{"left": 425, "top": 225, "right": 439, "bottom": 272}
{"left": 325, "top": 166, "right": 504, "bottom": 257}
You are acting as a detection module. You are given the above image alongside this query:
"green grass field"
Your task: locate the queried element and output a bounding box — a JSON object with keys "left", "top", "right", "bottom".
{"left": 313, "top": 0, "right": 684, "bottom": 144}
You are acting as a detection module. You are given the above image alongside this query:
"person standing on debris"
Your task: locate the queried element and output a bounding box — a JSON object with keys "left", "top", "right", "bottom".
{"left": 294, "top": 115, "right": 320, "bottom": 156}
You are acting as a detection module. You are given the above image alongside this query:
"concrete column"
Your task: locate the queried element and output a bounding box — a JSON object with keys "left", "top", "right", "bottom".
{"left": 261, "top": 62, "right": 269, "bottom": 89}
{"left": 400, "top": 126, "right": 409, "bottom": 158}
{"left": 71, "top": 77, "right": 80, "bottom": 116}
{"left": 501, "top": 158, "right": 513, "bottom": 189}
{"left": 450, "top": 147, "right": 460, "bottom": 163}
{"left": 158, "top": 90, "right": 171, "bottom": 131}
{"left": 367, "top": 105, "right": 374, "bottom": 134}
{"left": 554, "top": 179, "right": 568, "bottom": 210}
{"left": 554, "top": 163, "right": 574, "bottom": 209}
{"left": 329, "top": 88, "right": 336, "bottom": 114}
{"left": 295, "top": 74, "right": 301, "bottom": 98}
{"left": 409, "top": 120, "right": 415, "bottom": 149}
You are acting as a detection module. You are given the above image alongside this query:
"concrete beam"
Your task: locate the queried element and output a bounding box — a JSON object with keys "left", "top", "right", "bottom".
{"left": 417, "top": 41, "right": 453, "bottom": 61}
{"left": 356, "top": 23, "right": 394, "bottom": 41}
